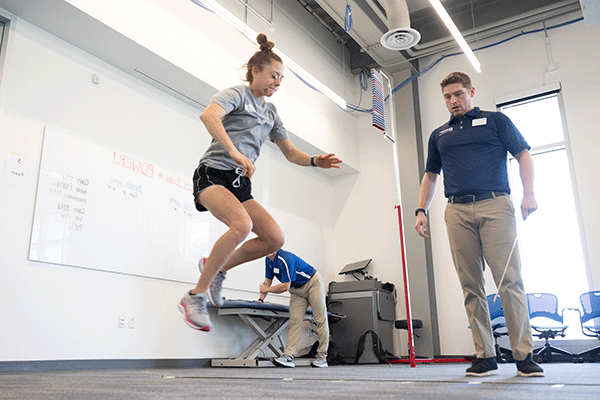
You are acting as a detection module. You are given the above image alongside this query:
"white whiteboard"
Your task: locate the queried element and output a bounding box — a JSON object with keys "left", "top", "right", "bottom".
{"left": 29, "top": 127, "right": 209, "bottom": 283}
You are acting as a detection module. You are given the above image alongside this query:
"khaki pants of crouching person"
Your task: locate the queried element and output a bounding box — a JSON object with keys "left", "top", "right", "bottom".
{"left": 283, "top": 271, "right": 329, "bottom": 359}
{"left": 445, "top": 194, "right": 533, "bottom": 361}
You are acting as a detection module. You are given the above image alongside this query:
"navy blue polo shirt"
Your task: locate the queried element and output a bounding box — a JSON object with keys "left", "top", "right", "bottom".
{"left": 425, "top": 107, "right": 530, "bottom": 198}
{"left": 265, "top": 249, "right": 315, "bottom": 287}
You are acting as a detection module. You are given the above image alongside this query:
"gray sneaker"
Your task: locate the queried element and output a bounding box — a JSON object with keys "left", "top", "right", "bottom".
{"left": 206, "top": 272, "right": 226, "bottom": 308}
{"left": 178, "top": 291, "right": 211, "bottom": 331}
{"left": 198, "top": 257, "right": 226, "bottom": 308}
{"left": 272, "top": 355, "right": 295, "bottom": 368}
{"left": 311, "top": 358, "right": 328, "bottom": 368}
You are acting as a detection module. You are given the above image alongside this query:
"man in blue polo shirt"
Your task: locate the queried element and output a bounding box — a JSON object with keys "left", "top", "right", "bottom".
{"left": 259, "top": 249, "right": 329, "bottom": 368}
{"left": 415, "top": 72, "right": 543, "bottom": 377}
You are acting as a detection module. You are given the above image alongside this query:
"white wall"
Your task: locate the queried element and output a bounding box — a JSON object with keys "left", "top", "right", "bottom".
{"left": 411, "top": 11, "right": 600, "bottom": 356}
{"left": 0, "top": 15, "right": 251, "bottom": 362}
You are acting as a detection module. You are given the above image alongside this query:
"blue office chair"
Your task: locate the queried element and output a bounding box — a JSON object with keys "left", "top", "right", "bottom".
{"left": 526, "top": 293, "right": 577, "bottom": 363}
{"left": 487, "top": 294, "right": 513, "bottom": 363}
{"left": 577, "top": 291, "right": 600, "bottom": 362}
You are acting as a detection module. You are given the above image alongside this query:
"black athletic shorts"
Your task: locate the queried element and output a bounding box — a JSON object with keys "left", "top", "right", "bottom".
{"left": 192, "top": 164, "right": 253, "bottom": 212}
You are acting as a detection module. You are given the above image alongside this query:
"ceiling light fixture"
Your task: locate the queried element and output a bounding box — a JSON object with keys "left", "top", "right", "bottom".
{"left": 429, "top": 0, "right": 481, "bottom": 73}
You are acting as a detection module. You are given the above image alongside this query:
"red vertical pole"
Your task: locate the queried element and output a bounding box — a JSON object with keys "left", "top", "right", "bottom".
{"left": 395, "top": 204, "right": 416, "bottom": 367}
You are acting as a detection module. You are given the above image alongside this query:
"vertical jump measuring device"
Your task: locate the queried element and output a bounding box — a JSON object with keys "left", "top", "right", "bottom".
{"left": 371, "top": 68, "right": 417, "bottom": 367}
{"left": 371, "top": 69, "right": 475, "bottom": 367}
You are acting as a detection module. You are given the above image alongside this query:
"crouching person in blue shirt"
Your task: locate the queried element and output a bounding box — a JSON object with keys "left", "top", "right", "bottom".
{"left": 259, "top": 249, "right": 329, "bottom": 368}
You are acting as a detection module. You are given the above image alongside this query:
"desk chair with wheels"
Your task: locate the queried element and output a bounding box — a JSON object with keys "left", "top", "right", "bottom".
{"left": 577, "top": 291, "right": 600, "bottom": 362}
{"left": 526, "top": 292, "right": 577, "bottom": 363}
{"left": 487, "top": 294, "right": 513, "bottom": 363}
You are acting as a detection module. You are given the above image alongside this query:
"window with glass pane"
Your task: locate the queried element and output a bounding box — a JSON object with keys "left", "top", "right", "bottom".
{"left": 500, "top": 92, "right": 589, "bottom": 339}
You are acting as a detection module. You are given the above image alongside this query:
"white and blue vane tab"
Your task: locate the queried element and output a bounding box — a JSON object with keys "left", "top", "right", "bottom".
{"left": 371, "top": 68, "right": 386, "bottom": 132}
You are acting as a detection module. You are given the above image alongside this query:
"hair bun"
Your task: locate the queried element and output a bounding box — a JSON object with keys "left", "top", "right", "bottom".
{"left": 257, "top": 33, "right": 275, "bottom": 52}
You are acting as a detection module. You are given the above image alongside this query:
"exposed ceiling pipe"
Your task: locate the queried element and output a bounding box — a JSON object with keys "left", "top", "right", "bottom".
{"left": 363, "top": 0, "right": 580, "bottom": 70}
{"left": 406, "top": 0, "right": 580, "bottom": 55}
{"left": 378, "top": 0, "right": 421, "bottom": 50}
{"left": 356, "top": 0, "right": 580, "bottom": 71}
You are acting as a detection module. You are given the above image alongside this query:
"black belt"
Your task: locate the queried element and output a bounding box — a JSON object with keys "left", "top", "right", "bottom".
{"left": 292, "top": 271, "right": 315, "bottom": 289}
{"left": 448, "top": 191, "right": 508, "bottom": 204}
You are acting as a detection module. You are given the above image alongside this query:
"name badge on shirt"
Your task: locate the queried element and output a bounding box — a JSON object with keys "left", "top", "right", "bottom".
{"left": 472, "top": 117, "right": 487, "bottom": 127}
{"left": 274, "top": 268, "right": 279, "bottom": 274}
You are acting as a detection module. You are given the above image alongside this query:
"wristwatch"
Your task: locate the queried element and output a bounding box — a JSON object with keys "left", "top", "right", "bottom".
{"left": 310, "top": 156, "right": 317, "bottom": 167}
{"left": 415, "top": 208, "right": 427, "bottom": 217}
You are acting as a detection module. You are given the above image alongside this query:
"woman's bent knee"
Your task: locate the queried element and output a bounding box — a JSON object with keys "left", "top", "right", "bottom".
{"left": 230, "top": 217, "right": 253, "bottom": 243}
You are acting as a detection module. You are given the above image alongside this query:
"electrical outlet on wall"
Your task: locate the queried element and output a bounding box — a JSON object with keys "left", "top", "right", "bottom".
{"left": 118, "top": 315, "right": 126, "bottom": 328}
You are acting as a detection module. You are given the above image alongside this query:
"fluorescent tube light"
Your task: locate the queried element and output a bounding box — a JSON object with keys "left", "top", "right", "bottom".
{"left": 429, "top": 0, "right": 481, "bottom": 73}
{"left": 194, "top": 0, "right": 347, "bottom": 109}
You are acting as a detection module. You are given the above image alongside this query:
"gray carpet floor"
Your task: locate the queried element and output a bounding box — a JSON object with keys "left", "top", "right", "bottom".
{"left": 2, "top": 362, "right": 599, "bottom": 399}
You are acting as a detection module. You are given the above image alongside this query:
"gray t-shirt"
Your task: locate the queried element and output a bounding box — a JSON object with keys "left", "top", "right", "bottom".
{"left": 199, "top": 85, "right": 289, "bottom": 170}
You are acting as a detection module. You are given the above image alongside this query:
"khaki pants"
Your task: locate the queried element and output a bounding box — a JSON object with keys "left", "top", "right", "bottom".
{"left": 284, "top": 272, "right": 329, "bottom": 359}
{"left": 445, "top": 194, "right": 533, "bottom": 361}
